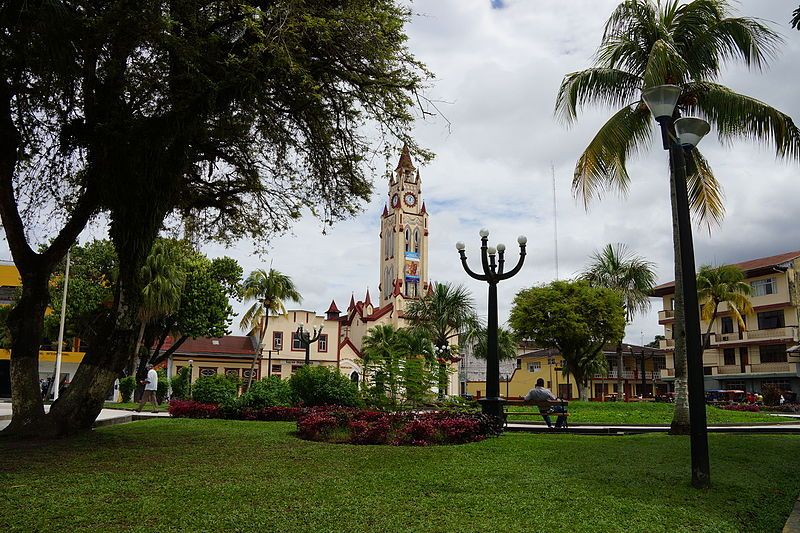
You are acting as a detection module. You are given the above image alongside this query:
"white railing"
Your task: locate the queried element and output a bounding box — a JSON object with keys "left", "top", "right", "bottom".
{"left": 712, "top": 326, "right": 799, "bottom": 345}
{"left": 659, "top": 339, "right": 675, "bottom": 349}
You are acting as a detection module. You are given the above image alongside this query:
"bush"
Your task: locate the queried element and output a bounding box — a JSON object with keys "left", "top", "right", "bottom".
{"left": 238, "top": 376, "right": 294, "bottom": 410}
{"left": 761, "top": 384, "right": 782, "bottom": 406}
{"left": 119, "top": 376, "right": 136, "bottom": 403}
{"left": 171, "top": 366, "right": 191, "bottom": 399}
{"left": 192, "top": 374, "right": 239, "bottom": 405}
{"left": 289, "top": 365, "right": 362, "bottom": 407}
{"left": 168, "top": 400, "right": 222, "bottom": 419}
{"left": 296, "top": 407, "right": 502, "bottom": 446}
{"left": 156, "top": 369, "right": 170, "bottom": 403}
{"left": 762, "top": 403, "right": 800, "bottom": 413}
{"left": 240, "top": 406, "right": 303, "bottom": 421}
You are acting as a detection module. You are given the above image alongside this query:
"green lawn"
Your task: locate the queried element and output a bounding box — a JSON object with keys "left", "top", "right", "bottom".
{"left": 506, "top": 400, "right": 794, "bottom": 425}
{"left": 1, "top": 419, "right": 798, "bottom": 532}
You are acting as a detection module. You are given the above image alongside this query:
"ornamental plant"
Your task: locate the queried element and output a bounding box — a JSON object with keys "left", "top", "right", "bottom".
{"left": 238, "top": 376, "right": 294, "bottom": 410}
{"left": 118, "top": 376, "right": 136, "bottom": 403}
{"left": 289, "top": 366, "right": 362, "bottom": 407}
{"left": 191, "top": 374, "right": 239, "bottom": 405}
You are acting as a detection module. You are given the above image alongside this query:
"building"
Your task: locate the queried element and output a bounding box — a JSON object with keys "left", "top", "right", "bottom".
{"left": 164, "top": 335, "right": 259, "bottom": 383}
{"left": 653, "top": 250, "right": 800, "bottom": 395}
{"left": 464, "top": 343, "right": 666, "bottom": 400}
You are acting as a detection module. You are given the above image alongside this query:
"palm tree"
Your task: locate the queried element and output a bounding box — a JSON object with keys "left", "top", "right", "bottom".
{"left": 133, "top": 240, "right": 186, "bottom": 377}
{"left": 582, "top": 243, "right": 656, "bottom": 399}
{"left": 696, "top": 264, "right": 753, "bottom": 349}
{"left": 404, "top": 282, "right": 480, "bottom": 398}
{"left": 555, "top": 0, "right": 800, "bottom": 433}
{"left": 360, "top": 324, "right": 404, "bottom": 405}
{"left": 239, "top": 268, "right": 301, "bottom": 389}
{"left": 472, "top": 326, "right": 518, "bottom": 362}
{"left": 792, "top": 5, "right": 800, "bottom": 30}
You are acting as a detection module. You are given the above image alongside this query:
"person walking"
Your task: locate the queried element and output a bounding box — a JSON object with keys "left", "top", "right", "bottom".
{"left": 137, "top": 364, "right": 160, "bottom": 413}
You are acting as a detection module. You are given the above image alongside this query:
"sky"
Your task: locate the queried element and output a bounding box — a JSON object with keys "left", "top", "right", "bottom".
{"left": 4, "top": 0, "right": 800, "bottom": 345}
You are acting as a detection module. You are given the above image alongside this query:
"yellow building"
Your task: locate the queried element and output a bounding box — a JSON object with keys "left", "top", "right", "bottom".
{"left": 653, "top": 250, "right": 800, "bottom": 395}
{"left": 465, "top": 343, "right": 667, "bottom": 401}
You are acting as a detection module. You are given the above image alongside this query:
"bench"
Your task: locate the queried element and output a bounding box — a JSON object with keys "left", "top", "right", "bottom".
{"left": 504, "top": 398, "right": 569, "bottom": 428}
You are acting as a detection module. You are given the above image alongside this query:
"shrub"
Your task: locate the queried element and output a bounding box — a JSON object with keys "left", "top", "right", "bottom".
{"left": 156, "top": 369, "right": 170, "bottom": 403}
{"left": 761, "top": 384, "right": 782, "bottom": 406}
{"left": 762, "top": 403, "right": 800, "bottom": 413}
{"left": 289, "top": 365, "right": 362, "bottom": 407}
{"left": 119, "top": 376, "right": 136, "bottom": 403}
{"left": 238, "top": 376, "right": 294, "bottom": 410}
{"left": 240, "top": 406, "right": 303, "bottom": 421}
{"left": 168, "top": 400, "right": 222, "bottom": 418}
{"left": 171, "top": 366, "right": 191, "bottom": 399}
{"left": 192, "top": 374, "right": 239, "bottom": 405}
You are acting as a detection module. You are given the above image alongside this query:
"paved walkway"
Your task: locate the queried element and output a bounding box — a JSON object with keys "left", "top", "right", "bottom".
{"left": 506, "top": 421, "right": 800, "bottom": 434}
{"left": 0, "top": 403, "right": 169, "bottom": 431}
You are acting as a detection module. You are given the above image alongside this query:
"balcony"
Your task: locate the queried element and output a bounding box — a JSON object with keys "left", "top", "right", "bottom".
{"left": 658, "top": 309, "right": 675, "bottom": 322}
{"left": 715, "top": 365, "right": 741, "bottom": 375}
{"left": 659, "top": 338, "right": 675, "bottom": 350}
{"left": 594, "top": 371, "right": 661, "bottom": 380}
{"left": 710, "top": 326, "right": 799, "bottom": 345}
{"left": 750, "top": 362, "right": 793, "bottom": 374}
{"left": 660, "top": 368, "right": 675, "bottom": 378}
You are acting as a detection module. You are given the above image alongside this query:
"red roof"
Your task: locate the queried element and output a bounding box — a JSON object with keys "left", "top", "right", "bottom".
{"left": 395, "top": 143, "right": 415, "bottom": 171}
{"left": 364, "top": 288, "right": 372, "bottom": 307}
{"left": 652, "top": 250, "right": 800, "bottom": 296}
{"left": 160, "top": 335, "right": 257, "bottom": 356}
{"left": 326, "top": 299, "right": 340, "bottom": 314}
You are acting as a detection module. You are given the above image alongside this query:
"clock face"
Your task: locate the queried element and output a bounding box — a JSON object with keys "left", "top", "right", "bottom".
{"left": 404, "top": 193, "right": 416, "bottom": 207}
{"left": 391, "top": 193, "right": 399, "bottom": 208}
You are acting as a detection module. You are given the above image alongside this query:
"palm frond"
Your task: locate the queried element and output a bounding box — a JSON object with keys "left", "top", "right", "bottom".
{"left": 642, "top": 38, "right": 688, "bottom": 87}
{"left": 684, "top": 82, "right": 800, "bottom": 161}
{"left": 554, "top": 68, "right": 642, "bottom": 125}
{"left": 792, "top": 6, "right": 800, "bottom": 30}
{"left": 572, "top": 103, "right": 653, "bottom": 209}
{"left": 685, "top": 148, "right": 725, "bottom": 229}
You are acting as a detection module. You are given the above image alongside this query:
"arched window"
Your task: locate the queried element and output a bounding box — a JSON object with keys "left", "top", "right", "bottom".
{"left": 391, "top": 230, "right": 395, "bottom": 256}
{"left": 384, "top": 230, "right": 389, "bottom": 258}
{"left": 404, "top": 227, "right": 410, "bottom": 252}
{"left": 414, "top": 228, "right": 420, "bottom": 253}
{"left": 350, "top": 371, "right": 359, "bottom": 385}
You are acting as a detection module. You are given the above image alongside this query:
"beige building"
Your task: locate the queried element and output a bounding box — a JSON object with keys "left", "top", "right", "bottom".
{"left": 654, "top": 250, "right": 800, "bottom": 395}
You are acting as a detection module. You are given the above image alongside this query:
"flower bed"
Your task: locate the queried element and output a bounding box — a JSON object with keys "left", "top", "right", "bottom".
{"left": 296, "top": 407, "right": 502, "bottom": 446}
{"left": 168, "top": 400, "right": 303, "bottom": 421}
{"left": 719, "top": 403, "right": 760, "bottom": 413}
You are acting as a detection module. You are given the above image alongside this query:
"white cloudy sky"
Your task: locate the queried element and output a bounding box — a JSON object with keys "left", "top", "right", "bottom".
{"left": 5, "top": 0, "right": 800, "bottom": 345}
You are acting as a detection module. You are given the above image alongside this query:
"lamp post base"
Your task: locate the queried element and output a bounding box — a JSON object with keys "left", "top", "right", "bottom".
{"left": 478, "top": 397, "right": 506, "bottom": 421}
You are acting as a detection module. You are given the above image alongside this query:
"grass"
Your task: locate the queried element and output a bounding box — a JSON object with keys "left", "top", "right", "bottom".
{"left": 506, "top": 400, "right": 795, "bottom": 425}
{"left": 1, "top": 419, "right": 799, "bottom": 532}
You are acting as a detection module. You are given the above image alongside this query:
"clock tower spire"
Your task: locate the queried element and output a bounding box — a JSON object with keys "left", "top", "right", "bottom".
{"left": 379, "top": 144, "right": 429, "bottom": 308}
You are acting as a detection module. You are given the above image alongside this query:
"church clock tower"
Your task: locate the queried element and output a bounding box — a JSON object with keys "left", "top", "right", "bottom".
{"left": 379, "top": 145, "right": 429, "bottom": 308}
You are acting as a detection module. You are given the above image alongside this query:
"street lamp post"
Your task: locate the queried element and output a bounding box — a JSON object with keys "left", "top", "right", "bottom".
{"left": 267, "top": 348, "right": 280, "bottom": 377}
{"left": 642, "top": 84, "right": 711, "bottom": 489}
{"left": 457, "top": 229, "right": 526, "bottom": 420}
{"left": 187, "top": 359, "right": 194, "bottom": 400}
{"left": 296, "top": 324, "right": 322, "bottom": 366}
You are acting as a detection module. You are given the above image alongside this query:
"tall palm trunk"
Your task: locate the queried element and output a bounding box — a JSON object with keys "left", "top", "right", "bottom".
{"left": 703, "top": 307, "right": 719, "bottom": 350}
{"left": 246, "top": 314, "right": 268, "bottom": 390}
{"left": 669, "top": 146, "right": 690, "bottom": 435}
{"left": 616, "top": 341, "right": 624, "bottom": 400}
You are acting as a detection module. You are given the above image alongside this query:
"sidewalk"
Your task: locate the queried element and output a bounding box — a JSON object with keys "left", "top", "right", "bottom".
{"left": 506, "top": 421, "right": 800, "bottom": 435}
{"left": 0, "top": 403, "right": 170, "bottom": 431}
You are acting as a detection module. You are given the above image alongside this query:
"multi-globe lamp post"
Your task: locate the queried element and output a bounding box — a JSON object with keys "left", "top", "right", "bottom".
{"left": 296, "top": 324, "right": 322, "bottom": 366}
{"left": 456, "top": 229, "right": 526, "bottom": 420}
{"left": 641, "top": 84, "right": 712, "bottom": 489}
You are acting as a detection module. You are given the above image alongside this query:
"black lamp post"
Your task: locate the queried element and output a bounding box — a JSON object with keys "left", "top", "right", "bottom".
{"left": 296, "top": 324, "right": 322, "bottom": 366}
{"left": 457, "top": 229, "right": 526, "bottom": 420}
{"left": 187, "top": 359, "right": 194, "bottom": 400}
{"left": 267, "top": 348, "right": 281, "bottom": 377}
{"left": 642, "top": 84, "right": 711, "bottom": 489}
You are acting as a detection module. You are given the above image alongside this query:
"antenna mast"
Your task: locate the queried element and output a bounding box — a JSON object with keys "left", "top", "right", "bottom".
{"left": 552, "top": 163, "right": 559, "bottom": 280}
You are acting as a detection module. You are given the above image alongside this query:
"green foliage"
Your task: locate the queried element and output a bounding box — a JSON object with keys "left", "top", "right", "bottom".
{"left": 156, "top": 370, "right": 170, "bottom": 403}
{"left": 761, "top": 384, "right": 782, "bottom": 407}
{"left": 696, "top": 264, "right": 753, "bottom": 343}
{"left": 171, "top": 367, "right": 191, "bottom": 400}
{"left": 582, "top": 243, "right": 655, "bottom": 323}
{"left": 238, "top": 376, "right": 294, "bottom": 409}
{"left": 289, "top": 366, "right": 361, "bottom": 408}
{"left": 472, "top": 327, "right": 518, "bottom": 361}
{"left": 0, "top": 306, "right": 12, "bottom": 349}
{"left": 509, "top": 280, "right": 625, "bottom": 399}
{"left": 192, "top": 374, "right": 239, "bottom": 405}
{"left": 118, "top": 376, "right": 136, "bottom": 403}
{"left": 239, "top": 268, "right": 301, "bottom": 333}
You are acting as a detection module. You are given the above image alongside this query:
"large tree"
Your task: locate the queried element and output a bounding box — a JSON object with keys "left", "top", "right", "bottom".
{"left": 554, "top": 0, "right": 800, "bottom": 433}
{"left": 582, "top": 243, "right": 655, "bottom": 398}
{"left": 239, "top": 268, "right": 301, "bottom": 389}
{"left": 2, "top": 0, "right": 430, "bottom": 437}
{"left": 404, "top": 282, "right": 480, "bottom": 398}
{"left": 696, "top": 264, "right": 753, "bottom": 349}
{"left": 509, "top": 280, "right": 626, "bottom": 401}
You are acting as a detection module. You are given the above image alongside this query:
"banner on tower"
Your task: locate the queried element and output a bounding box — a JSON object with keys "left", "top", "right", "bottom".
{"left": 404, "top": 252, "right": 420, "bottom": 281}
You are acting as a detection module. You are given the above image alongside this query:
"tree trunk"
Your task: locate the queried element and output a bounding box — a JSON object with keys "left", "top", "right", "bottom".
{"left": 579, "top": 383, "right": 589, "bottom": 402}
{"left": 246, "top": 314, "right": 268, "bottom": 390}
{"left": 669, "top": 146, "right": 690, "bottom": 435}
{"left": 2, "top": 271, "right": 50, "bottom": 436}
{"left": 616, "top": 341, "right": 624, "bottom": 400}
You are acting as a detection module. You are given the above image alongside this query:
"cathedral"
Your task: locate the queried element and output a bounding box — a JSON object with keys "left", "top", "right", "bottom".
{"left": 254, "top": 146, "right": 459, "bottom": 395}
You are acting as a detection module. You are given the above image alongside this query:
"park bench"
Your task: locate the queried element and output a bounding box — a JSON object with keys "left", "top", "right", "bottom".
{"left": 503, "top": 398, "right": 569, "bottom": 429}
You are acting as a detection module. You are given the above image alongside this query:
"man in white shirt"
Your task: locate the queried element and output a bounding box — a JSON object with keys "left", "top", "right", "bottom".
{"left": 137, "top": 364, "right": 160, "bottom": 413}
{"left": 524, "top": 378, "right": 567, "bottom": 429}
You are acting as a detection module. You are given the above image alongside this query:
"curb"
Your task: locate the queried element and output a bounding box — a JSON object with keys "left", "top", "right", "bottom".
{"left": 784, "top": 496, "right": 800, "bottom": 533}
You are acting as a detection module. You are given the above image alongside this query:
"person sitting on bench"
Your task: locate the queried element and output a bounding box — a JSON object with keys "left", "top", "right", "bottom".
{"left": 524, "top": 378, "right": 567, "bottom": 429}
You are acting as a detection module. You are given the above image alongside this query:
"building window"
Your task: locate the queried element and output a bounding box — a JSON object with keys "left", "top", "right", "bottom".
{"left": 669, "top": 297, "right": 674, "bottom": 310}
{"left": 760, "top": 344, "right": 787, "bottom": 363}
{"left": 720, "top": 317, "right": 734, "bottom": 334}
{"left": 727, "top": 381, "right": 746, "bottom": 390}
{"left": 414, "top": 228, "right": 420, "bottom": 253}
{"left": 653, "top": 355, "right": 666, "bottom": 371}
{"left": 199, "top": 367, "right": 217, "bottom": 377}
{"left": 516, "top": 358, "right": 522, "bottom": 370}
{"left": 242, "top": 368, "right": 258, "bottom": 381}
{"left": 273, "top": 331, "right": 283, "bottom": 351}
{"left": 703, "top": 367, "right": 712, "bottom": 376}
{"left": 291, "top": 364, "right": 303, "bottom": 374}
{"left": 761, "top": 379, "right": 791, "bottom": 390}
{"left": 527, "top": 362, "right": 541, "bottom": 372}
{"left": 757, "top": 310, "right": 784, "bottom": 330}
{"left": 271, "top": 364, "right": 282, "bottom": 374}
{"left": 224, "top": 368, "right": 240, "bottom": 379}
{"left": 723, "top": 348, "right": 736, "bottom": 366}
{"left": 318, "top": 334, "right": 328, "bottom": 352}
{"left": 292, "top": 332, "right": 303, "bottom": 350}
{"left": 750, "top": 278, "right": 776, "bottom": 297}
{"left": 405, "top": 227, "right": 410, "bottom": 252}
